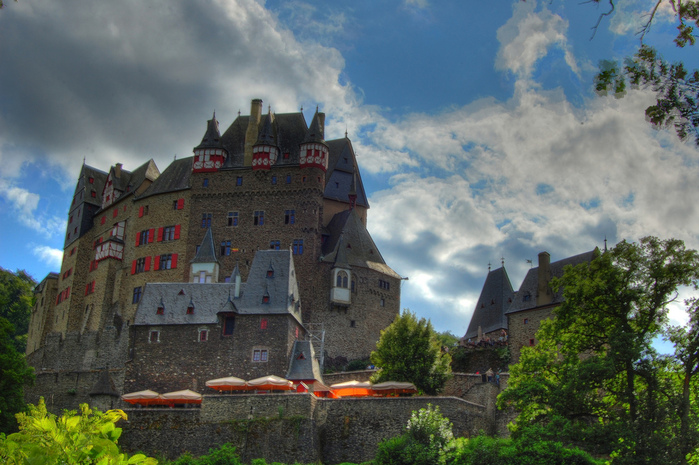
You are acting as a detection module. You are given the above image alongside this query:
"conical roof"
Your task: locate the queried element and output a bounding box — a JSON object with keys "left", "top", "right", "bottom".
{"left": 191, "top": 228, "right": 218, "bottom": 264}
{"left": 463, "top": 266, "right": 514, "bottom": 340}
{"left": 255, "top": 110, "right": 276, "bottom": 146}
{"left": 303, "top": 108, "right": 325, "bottom": 144}
{"left": 194, "top": 112, "right": 224, "bottom": 150}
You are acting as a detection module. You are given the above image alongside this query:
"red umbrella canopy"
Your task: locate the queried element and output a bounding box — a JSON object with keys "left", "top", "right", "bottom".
{"left": 246, "top": 375, "right": 294, "bottom": 391}
{"left": 160, "top": 389, "right": 203, "bottom": 404}
{"left": 205, "top": 376, "right": 248, "bottom": 391}
{"left": 121, "top": 390, "right": 162, "bottom": 405}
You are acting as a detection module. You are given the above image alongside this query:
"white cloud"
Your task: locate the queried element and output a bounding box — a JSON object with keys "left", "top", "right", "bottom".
{"left": 0, "top": 180, "right": 66, "bottom": 237}
{"left": 404, "top": 0, "right": 429, "bottom": 8}
{"left": 31, "top": 245, "right": 64, "bottom": 269}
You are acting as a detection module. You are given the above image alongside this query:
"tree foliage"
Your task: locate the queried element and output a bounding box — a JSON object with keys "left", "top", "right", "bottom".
{"left": 498, "top": 237, "right": 699, "bottom": 464}
{"left": 0, "top": 398, "right": 158, "bottom": 465}
{"left": 591, "top": 1, "right": 699, "bottom": 144}
{"left": 370, "top": 310, "right": 451, "bottom": 395}
{"left": 0, "top": 317, "right": 34, "bottom": 434}
{"left": 0, "top": 267, "right": 36, "bottom": 354}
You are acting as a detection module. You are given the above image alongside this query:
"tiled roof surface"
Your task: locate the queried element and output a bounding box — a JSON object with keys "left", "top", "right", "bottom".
{"left": 325, "top": 138, "right": 369, "bottom": 208}
{"left": 286, "top": 340, "right": 322, "bottom": 381}
{"left": 191, "top": 228, "right": 218, "bottom": 264}
{"left": 138, "top": 157, "right": 192, "bottom": 199}
{"left": 505, "top": 249, "right": 597, "bottom": 315}
{"left": 463, "top": 267, "right": 514, "bottom": 340}
{"left": 194, "top": 114, "right": 224, "bottom": 150}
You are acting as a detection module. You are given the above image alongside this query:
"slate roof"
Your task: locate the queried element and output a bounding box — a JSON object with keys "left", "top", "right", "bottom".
{"left": 286, "top": 340, "right": 322, "bottom": 382}
{"left": 134, "top": 249, "right": 302, "bottom": 326}
{"left": 505, "top": 249, "right": 597, "bottom": 315}
{"left": 221, "top": 112, "right": 308, "bottom": 167}
{"left": 89, "top": 369, "right": 119, "bottom": 397}
{"left": 138, "top": 157, "right": 192, "bottom": 199}
{"left": 194, "top": 113, "right": 225, "bottom": 151}
{"left": 463, "top": 267, "right": 514, "bottom": 340}
{"left": 303, "top": 110, "right": 325, "bottom": 144}
{"left": 81, "top": 164, "right": 108, "bottom": 208}
{"left": 106, "top": 159, "right": 159, "bottom": 198}
{"left": 191, "top": 228, "right": 218, "bottom": 264}
{"left": 322, "top": 209, "right": 401, "bottom": 278}
{"left": 324, "top": 138, "right": 369, "bottom": 208}
{"left": 255, "top": 111, "right": 276, "bottom": 146}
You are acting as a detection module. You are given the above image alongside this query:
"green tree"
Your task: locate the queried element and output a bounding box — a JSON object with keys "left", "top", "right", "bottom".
{"left": 0, "top": 267, "right": 36, "bottom": 353}
{"left": 0, "top": 317, "right": 34, "bottom": 434}
{"left": 591, "top": 1, "right": 699, "bottom": 144}
{"left": 498, "top": 237, "right": 699, "bottom": 464}
{"left": 370, "top": 310, "right": 451, "bottom": 395}
{"left": 0, "top": 398, "right": 157, "bottom": 465}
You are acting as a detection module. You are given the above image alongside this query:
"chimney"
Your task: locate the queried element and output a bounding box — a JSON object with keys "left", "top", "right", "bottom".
{"left": 114, "top": 163, "right": 123, "bottom": 178}
{"left": 244, "top": 99, "right": 263, "bottom": 166}
{"left": 537, "top": 251, "right": 552, "bottom": 305}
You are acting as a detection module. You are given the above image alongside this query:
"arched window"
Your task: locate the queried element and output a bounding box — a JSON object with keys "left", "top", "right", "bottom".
{"left": 336, "top": 271, "right": 349, "bottom": 288}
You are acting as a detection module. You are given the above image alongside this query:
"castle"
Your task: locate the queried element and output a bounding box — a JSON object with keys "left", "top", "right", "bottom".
{"left": 25, "top": 99, "right": 402, "bottom": 410}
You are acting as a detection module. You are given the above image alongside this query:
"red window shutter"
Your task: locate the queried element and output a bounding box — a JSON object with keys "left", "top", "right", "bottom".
{"left": 85, "top": 283, "right": 89, "bottom": 296}
{"left": 157, "top": 227, "right": 164, "bottom": 242}
{"left": 131, "top": 260, "right": 137, "bottom": 275}
{"left": 174, "top": 225, "right": 181, "bottom": 239}
{"left": 154, "top": 256, "right": 160, "bottom": 271}
{"left": 177, "top": 198, "right": 184, "bottom": 210}
{"left": 144, "top": 256, "right": 151, "bottom": 271}
{"left": 113, "top": 208, "right": 118, "bottom": 218}
{"left": 67, "top": 286, "right": 70, "bottom": 297}
{"left": 171, "top": 254, "right": 178, "bottom": 269}
{"left": 149, "top": 229, "right": 155, "bottom": 243}
{"left": 101, "top": 216, "right": 106, "bottom": 225}
{"left": 135, "top": 234, "right": 140, "bottom": 247}
{"left": 139, "top": 206, "right": 144, "bottom": 217}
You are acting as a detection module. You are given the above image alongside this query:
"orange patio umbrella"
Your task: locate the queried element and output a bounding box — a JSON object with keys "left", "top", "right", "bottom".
{"left": 121, "top": 390, "right": 163, "bottom": 406}
{"left": 246, "top": 375, "right": 294, "bottom": 391}
{"left": 205, "top": 376, "right": 248, "bottom": 392}
{"left": 160, "top": 389, "right": 203, "bottom": 405}
{"left": 371, "top": 381, "right": 418, "bottom": 396}
{"left": 330, "top": 380, "right": 372, "bottom": 397}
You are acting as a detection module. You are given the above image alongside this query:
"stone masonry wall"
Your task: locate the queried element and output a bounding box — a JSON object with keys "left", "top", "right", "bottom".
{"left": 507, "top": 306, "right": 555, "bottom": 364}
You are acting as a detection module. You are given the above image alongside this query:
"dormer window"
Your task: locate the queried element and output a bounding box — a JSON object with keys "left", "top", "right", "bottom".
{"left": 187, "top": 305, "right": 194, "bottom": 315}
{"left": 267, "top": 264, "right": 274, "bottom": 278}
{"left": 336, "top": 271, "right": 349, "bottom": 288}
{"left": 156, "top": 306, "right": 164, "bottom": 315}
{"left": 262, "top": 294, "right": 270, "bottom": 304}
{"left": 523, "top": 293, "right": 531, "bottom": 302}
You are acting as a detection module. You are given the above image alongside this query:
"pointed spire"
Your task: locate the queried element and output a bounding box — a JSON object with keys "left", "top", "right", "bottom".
{"left": 334, "top": 233, "right": 350, "bottom": 269}
{"left": 348, "top": 171, "right": 357, "bottom": 210}
{"left": 194, "top": 112, "right": 223, "bottom": 150}
{"left": 255, "top": 110, "right": 276, "bottom": 145}
{"left": 303, "top": 107, "right": 325, "bottom": 143}
{"left": 604, "top": 236, "right": 608, "bottom": 252}
{"left": 192, "top": 228, "right": 218, "bottom": 264}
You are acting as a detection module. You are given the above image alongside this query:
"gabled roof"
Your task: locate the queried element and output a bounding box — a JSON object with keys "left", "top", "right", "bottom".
{"left": 286, "top": 340, "right": 322, "bottom": 382}
{"left": 324, "top": 138, "right": 369, "bottom": 208}
{"left": 134, "top": 250, "right": 303, "bottom": 326}
{"left": 322, "top": 209, "right": 401, "bottom": 278}
{"left": 463, "top": 267, "right": 514, "bottom": 340}
{"left": 505, "top": 249, "right": 597, "bottom": 315}
{"left": 191, "top": 228, "right": 218, "bottom": 264}
{"left": 138, "top": 157, "right": 192, "bottom": 199}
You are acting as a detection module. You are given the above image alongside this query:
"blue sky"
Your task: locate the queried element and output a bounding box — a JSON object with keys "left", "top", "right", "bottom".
{"left": 1, "top": 0, "right": 697, "bottom": 337}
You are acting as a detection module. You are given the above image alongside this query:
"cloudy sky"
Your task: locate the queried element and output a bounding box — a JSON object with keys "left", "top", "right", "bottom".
{"left": 1, "top": 0, "right": 697, "bottom": 336}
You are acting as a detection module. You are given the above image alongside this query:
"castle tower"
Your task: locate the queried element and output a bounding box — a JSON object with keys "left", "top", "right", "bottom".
{"left": 190, "top": 228, "right": 219, "bottom": 283}
{"left": 192, "top": 113, "right": 228, "bottom": 173}
{"left": 252, "top": 110, "right": 279, "bottom": 171}
{"left": 299, "top": 108, "right": 329, "bottom": 173}
{"left": 244, "top": 99, "right": 263, "bottom": 166}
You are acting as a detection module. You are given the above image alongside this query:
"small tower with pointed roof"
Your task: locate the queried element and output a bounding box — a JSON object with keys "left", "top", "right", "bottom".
{"left": 299, "top": 107, "right": 329, "bottom": 172}
{"left": 192, "top": 112, "right": 228, "bottom": 173}
{"left": 252, "top": 109, "right": 279, "bottom": 171}
{"left": 330, "top": 234, "right": 352, "bottom": 306}
{"left": 190, "top": 228, "right": 219, "bottom": 283}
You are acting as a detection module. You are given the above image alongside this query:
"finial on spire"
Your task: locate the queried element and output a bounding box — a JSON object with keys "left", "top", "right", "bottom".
{"left": 501, "top": 256, "right": 505, "bottom": 266}
{"left": 604, "top": 236, "right": 608, "bottom": 252}
{"left": 268, "top": 105, "right": 271, "bottom": 114}
{"left": 488, "top": 262, "right": 491, "bottom": 272}
{"left": 174, "top": 154, "right": 177, "bottom": 161}
{"left": 213, "top": 110, "right": 216, "bottom": 119}
{"left": 300, "top": 106, "right": 303, "bottom": 111}
{"left": 345, "top": 127, "right": 348, "bottom": 138}
{"left": 238, "top": 110, "right": 241, "bottom": 116}
{"left": 316, "top": 105, "right": 319, "bottom": 112}
{"left": 82, "top": 156, "right": 86, "bottom": 165}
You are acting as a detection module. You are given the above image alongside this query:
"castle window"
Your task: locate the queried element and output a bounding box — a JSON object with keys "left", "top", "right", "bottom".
{"left": 220, "top": 241, "right": 231, "bottom": 256}
{"left": 139, "top": 229, "right": 151, "bottom": 245}
{"left": 236, "top": 176, "right": 243, "bottom": 186}
{"left": 201, "top": 213, "right": 212, "bottom": 228}
{"left": 162, "top": 225, "right": 177, "bottom": 241}
{"left": 283, "top": 152, "right": 289, "bottom": 159}
{"left": 223, "top": 316, "right": 235, "bottom": 336}
{"left": 524, "top": 318, "right": 529, "bottom": 324}
{"left": 350, "top": 320, "right": 356, "bottom": 328}
{"left": 187, "top": 305, "right": 194, "bottom": 315}
{"left": 159, "top": 254, "right": 173, "bottom": 270}
{"left": 253, "top": 211, "right": 264, "bottom": 226}
{"left": 351, "top": 279, "right": 356, "bottom": 293}
{"left": 529, "top": 338, "right": 535, "bottom": 346}
{"left": 260, "top": 318, "right": 268, "bottom": 329}
{"left": 286, "top": 175, "right": 291, "bottom": 184}
{"left": 135, "top": 257, "right": 147, "bottom": 274}
{"left": 252, "top": 349, "right": 268, "bottom": 362}
{"left": 149, "top": 331, "right": 159, "bottom": 343}
{"left": 271, "top": 176, "right": 277, "bottom": 185}
{"left": 262, "top": 294, "right": 270, "bottom": 304}
{"left": 156, "top": 306, "right": 164, "bottom": 315}
{"left": 380, "top": 298, "right": 385, "bottom": 307}
{"left": 293, "top": 239, "right": 303, "bottom": 255}
{"left": 270, "top": 240, "right": 280, "bottom": 250}
{"left": 302, "top": 176, "right": 307, "bottom": 183}
{"left": 378, "top": 279, "right": 390, "bottom": 290}
{"left": 199, "top": 329, "right": 208, "bottom": 342}
{"left": 228, "top": 211, "right": 238, "bottom": 227}
{"left": 132, "top": 287, "right": 142, "bottom": 304}
{"left": 91, "top": 190, "right": 96, "bottom": 198}
{"left": 284, "top": 210, "right": 295, "bottom": 225}
{"left": 203, "top": 178, "right": 209, "bottom": 187}
{"left": 89, "top": 177, "right": 94, "bottom": 184}
{"left": 173, "top": 200, "right": 178, "bottom": 210}
{"left": 336, "top": 271, "right": 349, "bottom": 288}
{"left": 523, "top": 293, "right": 531, "bottom": 302}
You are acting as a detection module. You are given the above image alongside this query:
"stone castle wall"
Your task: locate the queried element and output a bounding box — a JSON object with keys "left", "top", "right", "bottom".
{"left": 119, "top": 393, "right": 492, "bottom": 464}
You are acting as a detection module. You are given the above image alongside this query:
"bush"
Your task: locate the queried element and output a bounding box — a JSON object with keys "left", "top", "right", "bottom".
{"left": 171, "top": 443, "right": 242, "bottom": 465}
